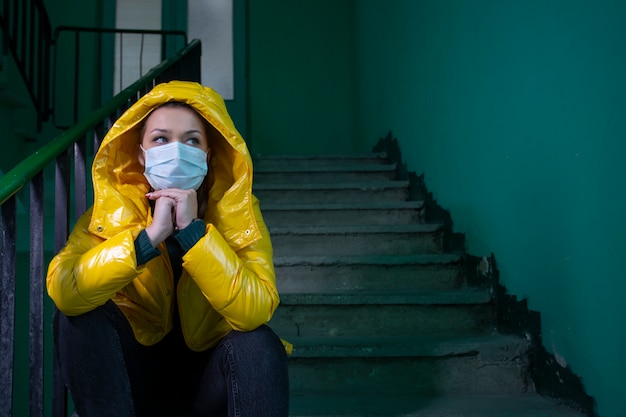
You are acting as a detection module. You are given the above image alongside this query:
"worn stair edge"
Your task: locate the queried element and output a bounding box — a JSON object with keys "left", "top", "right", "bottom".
{"left": 264, "top": 208, "right": 426, "bottom": 228}
{"left": 285, "top": 333, "right": 528, "bottom": 359}
{"left": 278, "top": 289, "right": 492, "bottom": 306}
{"left": 253, "top": 152, "right": 388, "bottom": 160}
{"left": 269, "top": 223, "right": 439, "bottom": 236}
{"left": 262, "top": 200, "right": 423, "bottom": 211}
{"left": 288, "top": 393, "right": 588, "bottom": 417}
{"left": 273, "top": 254, "right": 462, "bottom": 267}
{"left": 270, "top": 228, "right": 443, "bottom": 257}
{"left": 272, "top": 303, "right": 495, "bottom": 338}
{"left": 254, "top": 163, "right": 396, "bottom": 174}
{"left": 254, "top": 186, "right": 410, "bottom": 205}
{"left": 274, "top": 254, "right": 468, "bottom": 294}
{"left": 254, "top": 180, "right": 410, "bottom": 191}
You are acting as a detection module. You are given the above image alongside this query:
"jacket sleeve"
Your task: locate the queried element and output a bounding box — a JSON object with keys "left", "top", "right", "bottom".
{"left": 46, "top": 209, "right": 142, "bottom": 316}
{"left": 181, "top": 200, "right": 279, "bottom": 331}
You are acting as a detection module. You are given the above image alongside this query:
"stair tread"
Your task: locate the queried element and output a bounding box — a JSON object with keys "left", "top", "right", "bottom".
{"left": 274, "top": 253, "right": 462, "bottom": 266}
{"left": 255, "top": 163, "right": 396, "bottom": 173}
{"left": 288, "top": 393, "right": 587, "bottom": 417}
{"left": 262, "top": 200, "right": 423, "bottom": 210}
{"left": 253, "top": 152, "right": 388, "bottom": 160}
{"left": 269, "top": 223, "right": 440, "bottom": 235}
{"left": 254, "top": 180, "right": 409, "bottom": 191}
{"left": 285, "top": 333, "right": 528, "bottom": 358}
{"left": 278, "top": 288, "right": 492, "bottom": 305}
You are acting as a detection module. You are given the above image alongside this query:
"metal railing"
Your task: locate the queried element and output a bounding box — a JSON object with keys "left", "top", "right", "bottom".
{"left": 51, "top": 26, "right": 187, "bottom": 129}
{"left": 0, "top": 0, "right": 188, "bottom": 132}
{"left": 0, "top": 0, "right": 52, "bottom": 128}
{"left": 0, "top": 38, "right": 201, "bottom": 417}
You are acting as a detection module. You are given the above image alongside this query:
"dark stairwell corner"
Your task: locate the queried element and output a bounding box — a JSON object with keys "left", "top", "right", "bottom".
{"left": 254, "top": 131, "right": 596, "bottom": 417}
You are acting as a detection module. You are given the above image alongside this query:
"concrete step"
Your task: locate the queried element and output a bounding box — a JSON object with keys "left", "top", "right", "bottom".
{"left": 288, "top": 393, "right": 587, "bottom": 417}
{"left": 286, "top": 333, "right": 525, "bottom": 358}
{"left": 271, "top": 290, "right": 495, "bottom": 338}
{"left": 274, "top": 254, "right": 466, "bottom": 293}
{"left": 254, "top": 180, "right": 410, "bottom": 204}
{"left": 262, "top": 201, "right": 425, "bottom": 227}
{"left": 270, "top": 224, "right": 443, "bottom": 256}
{"left": 284, "top": 333, "right": 531, "bottom": 397}
{"left": 254, "top": 163, "right": 397, "bottom": 184}
{"left": 253, "top": 153, "right": 390, "bottom": 169}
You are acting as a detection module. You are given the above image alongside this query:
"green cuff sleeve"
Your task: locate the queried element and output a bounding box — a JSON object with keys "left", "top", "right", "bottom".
{"left": 175, "top": 219, "right": 206, "bottom": 252}
{"left": 134, "top": 229, "right": 161, "bottom": 266}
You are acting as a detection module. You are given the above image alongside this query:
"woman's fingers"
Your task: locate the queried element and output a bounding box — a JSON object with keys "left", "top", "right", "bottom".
{"left": 147, "top": 189, "right": 198, "bottom": 230}
{"left": 145, "top": 196, "right": 176, "bottom": 246}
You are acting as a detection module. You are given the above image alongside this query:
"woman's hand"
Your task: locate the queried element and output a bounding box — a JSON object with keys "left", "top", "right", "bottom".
{"left": 145, "top": 188, "right": 198, "bottom": 246}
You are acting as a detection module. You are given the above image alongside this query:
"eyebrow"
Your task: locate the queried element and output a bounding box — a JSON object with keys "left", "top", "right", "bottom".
{"left": 149, "top": 128, "right": 203, "bottom": 135}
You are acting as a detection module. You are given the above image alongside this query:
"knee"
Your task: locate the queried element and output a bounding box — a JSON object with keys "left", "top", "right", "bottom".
{"left": 230, "top": 324, "right": 282, "bottom": 345}
{"left": 224, "top": 325, "right": 287, "bottom": 362}
{"left": 54, "top": 300, "right": 125, "bottom": 342}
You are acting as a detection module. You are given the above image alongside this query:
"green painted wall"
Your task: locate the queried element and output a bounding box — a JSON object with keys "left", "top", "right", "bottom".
{"left": 248, "top": 0, "right": 358, "bottom": 155}
{"left": 354, "top": 1, "right": 626, "bottom": 416}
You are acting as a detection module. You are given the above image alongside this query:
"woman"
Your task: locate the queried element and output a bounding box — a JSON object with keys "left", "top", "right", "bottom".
{"left": 47, "top": 81, "right": 289, "bottom": 417}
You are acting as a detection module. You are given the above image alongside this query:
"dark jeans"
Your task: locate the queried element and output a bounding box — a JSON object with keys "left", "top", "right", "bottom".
{"left": 53, "top": 301, "right": 289, "bottom": 417}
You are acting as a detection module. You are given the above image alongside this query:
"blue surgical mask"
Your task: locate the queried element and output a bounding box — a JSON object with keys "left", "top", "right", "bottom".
{"left": 141, "top": 142, "right": 208, "bottom": 190}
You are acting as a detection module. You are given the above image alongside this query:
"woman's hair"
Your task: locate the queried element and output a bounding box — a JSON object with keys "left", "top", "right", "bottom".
{"left": 140, "top": 101, "right": 213, "bottom": 219}
{"left": 140, "top": 101, "right": 199, "bottom": 138}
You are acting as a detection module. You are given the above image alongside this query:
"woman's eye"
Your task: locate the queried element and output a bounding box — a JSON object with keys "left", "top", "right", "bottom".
{"left": 153, "top": 136, "right": 168, "bottom": 144}
{"left": 186, "top": 137, "right": 200, "bottom": 145}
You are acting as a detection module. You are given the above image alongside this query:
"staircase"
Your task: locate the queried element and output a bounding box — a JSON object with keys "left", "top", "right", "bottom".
{"left": 253, "top": 152, "right": 588, "bottom": 417}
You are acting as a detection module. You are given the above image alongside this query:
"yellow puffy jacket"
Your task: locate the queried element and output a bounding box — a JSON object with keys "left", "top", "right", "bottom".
{"left": 47, "top": 81, "right": 280, "bottom": 352}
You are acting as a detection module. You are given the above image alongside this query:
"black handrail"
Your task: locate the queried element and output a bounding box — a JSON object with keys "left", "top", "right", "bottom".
{"left": 51, "top": 26, "right": 188, "bottom": 129}
{"left": 0, "top": 38, "right": 201, "bottom": 417}
{"left": 0, "top": 0, "right": 52, "bottom": 129}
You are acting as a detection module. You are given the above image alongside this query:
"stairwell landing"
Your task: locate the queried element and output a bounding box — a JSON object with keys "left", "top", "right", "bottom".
{"left": 253, "top": 151, "right": 589, "bottom": 417}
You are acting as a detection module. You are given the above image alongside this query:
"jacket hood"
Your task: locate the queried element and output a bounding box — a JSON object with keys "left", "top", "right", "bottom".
{"left": 89, "top": 80, "right": 260, "bottom": 249}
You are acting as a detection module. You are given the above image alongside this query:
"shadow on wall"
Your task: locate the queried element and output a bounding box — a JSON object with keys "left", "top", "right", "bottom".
{"left": 494, "top": 261, "right": 596, "bottom": 416}
{"left": 372, "top": 131, "right": 596, "bottom": 417}
{"left": 373, "top": 131, "right": 465, "bottom": 253}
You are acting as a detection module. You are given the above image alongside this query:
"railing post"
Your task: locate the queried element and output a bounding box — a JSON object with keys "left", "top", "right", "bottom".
{"left": 52, "top": 150, "right": 71, "bottom": 417}
{"left": 30, "top": 172, "right": 45, "bottom": 417}
{"left": 73, "top": 31, "right": 80, "bottom": 125}
{"left": 0, "top": 196, "right": 17, "bottom": 417}
{"left": 74, "top": 137, "right": 88, "bottom": 216}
